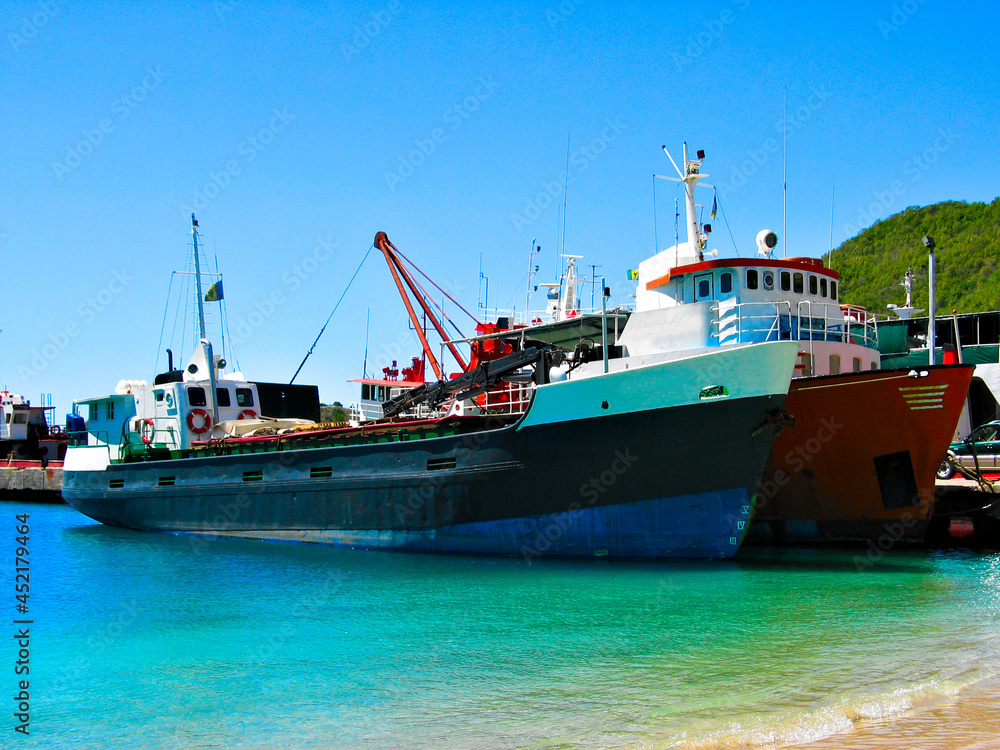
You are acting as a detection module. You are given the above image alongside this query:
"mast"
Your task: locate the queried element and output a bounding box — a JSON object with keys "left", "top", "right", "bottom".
{"left": 191, "top": 214, "right": 207, "bottom": 341}
{"left": 658, "top": 144, "right": 711, "bottom": 259}
{"left": 560, "top": 256, "right": 579, "bottom": 319}
{"left": 525, "top": 238, "right": 540, "bottom": 322}
{"left": 187, "top": 214, "right": 218, "bottom": 425}
{"left": 682, "top": 143, "right": 701, "bottom": 257}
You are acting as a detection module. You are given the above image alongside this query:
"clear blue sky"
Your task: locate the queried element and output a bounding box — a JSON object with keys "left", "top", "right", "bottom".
{"left": 2, "top": 0, "right": 997, "bottom": 415}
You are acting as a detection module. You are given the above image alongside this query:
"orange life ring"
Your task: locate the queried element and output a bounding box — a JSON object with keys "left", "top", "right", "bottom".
{"left": 187, "top": 409, "right": 212, "bottom": 434}
{"left": 238, "top": 410, "right": 258, "bottom": 420}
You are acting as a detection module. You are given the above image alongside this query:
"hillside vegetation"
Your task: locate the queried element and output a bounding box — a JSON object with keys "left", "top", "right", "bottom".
{"left": 825, "top": 198, "right": 1000, "bottom": 314}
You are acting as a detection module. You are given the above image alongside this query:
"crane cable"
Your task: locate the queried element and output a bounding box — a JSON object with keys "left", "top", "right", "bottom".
{"left": 289, "top": 246, "right": 372, "bottom": 385}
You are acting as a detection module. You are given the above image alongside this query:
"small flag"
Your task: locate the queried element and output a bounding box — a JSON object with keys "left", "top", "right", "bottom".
{"left": 711, "top": 191, "right": 718, "bottom": 219}
{"left": 627, "top": 269, "right": 639, "bottom": 280}
{"left": 205, "top": 280, "right": 224, "bottom": 302}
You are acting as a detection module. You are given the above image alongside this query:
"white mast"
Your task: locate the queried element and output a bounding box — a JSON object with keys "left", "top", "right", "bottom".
{"left": 560, "top": 256, "right": 580, "bottom": 319}
{"left": 190, "top": 213, "right": 218, "bottom": 424}
{"left": 682, "top": 143, "right": 702, "bottom": 258}
{"left": 191, "top": 214, "right": 207, "bottom": 341}
{"left": 658, "top": 143, "right": 712, "bottom": 260}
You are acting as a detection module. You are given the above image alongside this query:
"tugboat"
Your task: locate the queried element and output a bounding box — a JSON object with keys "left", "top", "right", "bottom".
{"left": 621, "top": 144, "right": 973, "bottom": 544}
{"left": 61, "top": 215, "right": 801, "bottom": 559}
{"left": 0, "top": 390, "right": 66, "bottom": 499}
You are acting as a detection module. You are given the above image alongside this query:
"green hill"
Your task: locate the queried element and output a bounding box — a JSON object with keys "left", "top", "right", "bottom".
{"left": 825, "top": 198, "right": 1000, "bottom": 315}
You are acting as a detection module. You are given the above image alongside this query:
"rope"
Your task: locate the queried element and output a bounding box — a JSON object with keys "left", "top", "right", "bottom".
{"left": 155, "top": 272, "right": 177, "bottom": 373}
{"left": 390, "top": 254, "right": 467, "bottom": 341}
{"left": 391, "top": 247, "right": 481, "bottom": 325}
{"left": 717, "top": 194, "right": 741, "bottom": 258}
{"left": 289, "top": 247, "right": 372, "bottom": 384}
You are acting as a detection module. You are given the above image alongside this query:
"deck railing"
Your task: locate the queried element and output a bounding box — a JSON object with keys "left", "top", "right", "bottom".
{"left": 710, "top": 300, "right": 879, "bottom": 350}
{"left": 348, "top": 380, "right": 536, "bottom": 422}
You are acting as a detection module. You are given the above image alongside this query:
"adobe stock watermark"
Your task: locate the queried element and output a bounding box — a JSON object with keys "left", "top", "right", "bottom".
{"left": 878, "top": 0, "right": 930, "bottom": 40}
{"left": 228, "top": 235, "right": 335, "bottom": 346}
{"left": 726, "top": 414, "right": 845, "bottom": 535}
{"left": 52, "top": 66, "right": 166, "bottom": 183}
{"left": 510, "top": 115, "right": 628, "bottom": 232}
{"left": 341, "top": 0, "right": 402, "bottom": 61}
{"left": 545, "top": 0, "right": 586, "bottom": 28}
{"left": 17, "top": 268, "right": 134, "bottom": 383}
{"left": 7, "top": 0, "right": 63, "bottom": 52}
{"left": 717, "top": 85, "right": 830, "bottom": 199}
{"left": 213, "top": 0, "right": 243, "bottom": 21}
{"left": 520, "top": 448, "right": 639, "bottom": 560}
{"left": 782, "top": 415, "right": 844, "bottom": 474}
{"left": 390, "top": 415, "right": 510, "bottom": 526}
{"left": 384, "top": 76, "right": 499, "bottom": 192}
{"left": 247, "top": 569, "right": 348, "bottom": 660}
{"left": 841, "top": 127, "right": 958, "bottom": 238}
{"left": 186, "top": 453, "right": 303, "bottom": 557}
{"left": 853, "top": 513, "right": 918, "bottom": 571}
{"left": 178, "top": 107, "right": 295, "bottom": 215}
{"left": 672, "top": 0, "right": 751, "bottom": 71}
{"left": 50, "top": 599, "right": 140, "bottom": 693}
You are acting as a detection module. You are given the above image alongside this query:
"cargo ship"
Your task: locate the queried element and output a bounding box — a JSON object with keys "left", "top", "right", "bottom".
{"left": 61, "top": 217, "right": 800, "bottom": 559}
{"left": 620, "top": 144, "right": 973, "bottom": 544}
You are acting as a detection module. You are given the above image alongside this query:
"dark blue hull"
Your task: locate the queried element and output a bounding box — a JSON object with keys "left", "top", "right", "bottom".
{"left": 242, "top": 487, "right": 753, "bottom": 560}
{"left": 63, "top": 343, "right": 802, "bottom": 559}
{"left": 63, "top": 395, "right": 779, "bottom": 560}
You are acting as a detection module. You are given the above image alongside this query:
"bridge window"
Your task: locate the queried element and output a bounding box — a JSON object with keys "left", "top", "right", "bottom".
{"left": 853, "top": 357, "right": 862, "bottom": 372}
{"left": 362, "top": 384, "right": 372, "bottom": 400}
{"left": 820, "top": 278, "right": 828, "bottom": 297}
{"left": 809, "top": 275, "right": 818, "bottom": 295}
{"left": 720, "top": 272, "right": 733, "bottom": 294}
{"left": 831, "top": 281, "right": 838, "bottom": 300}
{"left": 780, "top": 271, "right": 791, "bottom": 291}
{"left": 187, "top": 387, "right": 207, "bottom": 407}
{"left": 106, "top": 401, "right": 115, "bottom": 420}
{"left": 830, "top": 354, "right": 841, "bottom": 374}
{"left": 698, "top": 278, "right": 711, "bottom": 298}
{"left": 793, "top": 272, "right": 804, "bottom": 294}
{"left": 236, "top": 388, "right": 255, "bottom": 407}
{"left": 216, "top": 388, "right": 232, "bottom": 407}
{"left": 746, "top": 269, "right": 758, "bottom": 290}
{"left": 763, "top": 272, "right": 774, "bottom": 290}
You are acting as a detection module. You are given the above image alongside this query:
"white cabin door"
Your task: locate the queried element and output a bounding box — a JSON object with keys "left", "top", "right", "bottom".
{"left": 694, "top": 273, "right": 714, "bottom": 302}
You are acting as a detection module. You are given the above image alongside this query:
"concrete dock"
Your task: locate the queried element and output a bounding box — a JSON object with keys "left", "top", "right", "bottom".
{"left": 0, "top": 466, "right": 64, "bottom": 503}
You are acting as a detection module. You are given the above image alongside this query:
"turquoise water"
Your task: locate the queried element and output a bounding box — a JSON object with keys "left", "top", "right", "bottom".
{"left": 5, "top": 502, "right": 1000, "bottom": 749}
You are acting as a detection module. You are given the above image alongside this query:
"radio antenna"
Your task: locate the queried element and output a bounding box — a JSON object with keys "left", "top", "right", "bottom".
{"left": 560, "top": 126, "right": 571, "bottom": 269}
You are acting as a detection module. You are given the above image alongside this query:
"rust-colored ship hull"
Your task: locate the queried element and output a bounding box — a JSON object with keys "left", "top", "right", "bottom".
{"left": 749, "top": 364, "right": 974, "bottom": 545}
